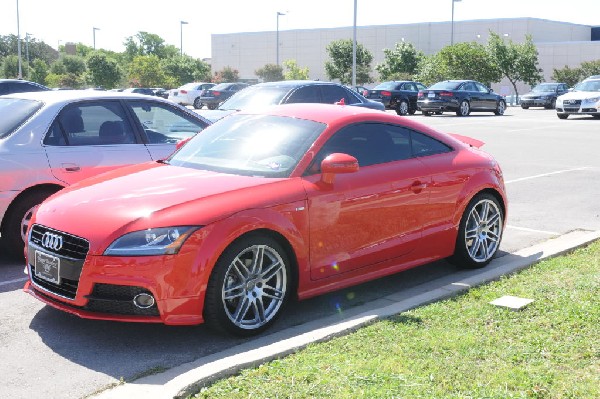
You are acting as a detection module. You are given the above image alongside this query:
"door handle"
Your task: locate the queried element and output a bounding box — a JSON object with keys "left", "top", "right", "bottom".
{"left": 61, "top": 163, "right": 81, "bottom": 172}
{"left": 410, "top": 181, "right": 427, "bottom": 193}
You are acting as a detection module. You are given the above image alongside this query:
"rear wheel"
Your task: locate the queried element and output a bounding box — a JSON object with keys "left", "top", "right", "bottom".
{"left": 422, "top": 111, "right": 432, "bottom": 116}
{"left": 193, "top": 97, "right": 203, "bottom": 109}
{"left": 395, "top": 100, "right": 409, "bottom": 116}
{"left": 204, "top": 234, "right": 292, "bottom": 336}
{"left": 1, "top": 188, "right": 58, "bottom": 259}
{"left": 456, "top": 100, "right": 470, "bottom": 116}
{"left": 207, "top": 103, "right": 218, "bottom": 110}
{"left": 521, "top": 104, "right": 529, "bottom": 109}
{"left": 451, "top": 193, "right": 503, "bottom": 269}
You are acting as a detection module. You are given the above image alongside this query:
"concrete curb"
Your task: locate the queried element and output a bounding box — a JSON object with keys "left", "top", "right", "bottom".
{"left": 93, "top": 229, "right": 600, "bottom": 399}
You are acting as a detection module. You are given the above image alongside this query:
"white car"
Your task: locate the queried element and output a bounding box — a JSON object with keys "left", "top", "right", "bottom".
{"left": 167, "top": 82, "right": 215, "bottom": 109}
{"left": 0, "top": 90, "right": 210, "bottom": 257}
{"left": 556, "top": 77, "right": 600, "bottom": 119}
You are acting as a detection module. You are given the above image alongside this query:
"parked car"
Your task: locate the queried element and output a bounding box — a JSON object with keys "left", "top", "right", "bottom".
{"left": 122, "top": 87, "right": 156, "bottom": 96}
{"left": 199, "top": 80, "right": 385, "bottom": 122}
{"left": 23, "top": 103, "right": 506, "bottom": 336}
{"left": 0, "top": 90, "right": 210, "bottom": 257}
{"left": 520, "top": 82, "right": 569, "bottom": 109}
{"left": 199, "top": 82, "right": 250, "bottom": 110}
{"left": 555, "top": 77, "right": 600, "bottom": 119}
{"left": 365, "top": 81, "right": 427, "bottom": 115}
{"left": 153, "top": 88, "right": 169, "bottom": 99}
{"left": 417, "top": 80, "right": 506, "bottom": 116}
{"left": 0, "top": 79, "right": 49, "bottom": 95}
{"left": 168, "top": 82, "right": 215, "bottom": 109}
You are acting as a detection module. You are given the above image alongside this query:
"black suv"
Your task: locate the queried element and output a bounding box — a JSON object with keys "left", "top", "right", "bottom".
{"left": 0, "top": 79, "right": 49, "bottom": 95}
{"left": 365, "top": 81, "right": 427, "bottom": 115}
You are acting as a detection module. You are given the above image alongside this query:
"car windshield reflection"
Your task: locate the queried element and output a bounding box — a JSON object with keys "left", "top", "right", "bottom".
{"left": 169, "top": 114, "right": 325, "bottom": 177}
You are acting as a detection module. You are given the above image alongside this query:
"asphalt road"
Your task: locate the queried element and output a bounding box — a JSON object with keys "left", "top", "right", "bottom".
{"left": 1, "top": 107, "right": 599, "bottom": 399}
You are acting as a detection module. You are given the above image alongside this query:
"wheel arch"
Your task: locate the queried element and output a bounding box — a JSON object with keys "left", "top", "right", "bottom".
{"left": 1, "top": 183, "right": 64, "bottom": 232}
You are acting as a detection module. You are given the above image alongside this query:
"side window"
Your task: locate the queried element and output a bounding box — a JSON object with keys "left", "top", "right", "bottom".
{"left": 416, "top": 83, "right": 427, "bottom": 91}
{"left": 128, "top": 101, "right": 207, "bottom": 144}
{"left": 321, "top": 85, "right": 356, "bottom": 104}
{"left": 44, "top": 102, "right": 136, "bottom": 146}
{"left": 287, "top": 86, "right": 321, "bottom": 103}
{"left": 411, "top": 131, "right": 452, "bottom": 157}
{"left": 475, "top": 82, "right": 489, "bottom": 93}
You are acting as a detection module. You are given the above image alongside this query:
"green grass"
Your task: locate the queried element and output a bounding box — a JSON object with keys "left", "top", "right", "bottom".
{"left": 192, "top": 241, "right": 600, "bottom": 399}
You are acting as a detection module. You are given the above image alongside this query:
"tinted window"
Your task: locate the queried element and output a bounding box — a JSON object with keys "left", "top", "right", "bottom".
{"left": 128, "top": 101, "right": 207, "bottom": 144}
{"left": 0, "top": 98, "right": 43, "bottom": 139}
{"left": 221, "top": 85, "right": 288, "bottom": 110}
{"left": 321, "top": 85, "right": 357, "bottom": 104}
{"left": 429, "top": 81, "right": 461, "bottom": 90}
{"left": 373, "top": 82, "right": 401, "bottom": 90}
{"left": 411, "top": 131, "right": 452, "bottom": 157}
{"left": 416, "top": 83, "right": 427, "bottom": 91}
{"left": 44, "top": 102, "right": 136, "bottom": 146}
{"left": 287, "top": 86, "right": 321, "bottom": 103}
{"left": 474, "top": 82, "right": 489, "bottom": 93}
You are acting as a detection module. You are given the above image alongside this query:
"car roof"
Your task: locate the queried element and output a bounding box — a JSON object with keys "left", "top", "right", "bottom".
{"left": 1, "top": 89, "right": 168, "bottom": 105}
{"left": 252, "top": 80, "right": 346, "bottom": 88}
{"left": 238, "top": 103, "right": 389, "bottom": 124}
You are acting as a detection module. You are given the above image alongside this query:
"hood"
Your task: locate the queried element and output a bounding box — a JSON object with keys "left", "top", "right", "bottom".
{"left": 196, "top": 109, "right": 236, "bottom": 122}
{"left": 558, "top": 91, "right": 600, "bottom": 101}
{"left": 33, "top": 162, "right": 305, "bottom": 253}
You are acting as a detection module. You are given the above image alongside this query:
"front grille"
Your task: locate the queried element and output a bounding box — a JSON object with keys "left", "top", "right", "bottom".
{"left": 564, "top": 107, "right": 580, "bottom": 113}
{"left": 563, "top": 99, "right": 582, "bottom": 105}
{"left": 84, "top": 284, "right": 159, "bottom": 316}
{"left": 30, "top": 225, "right": 89, "bottom": 260}
{"left": 29, "top": 224, "right": 89, "bottom": 299}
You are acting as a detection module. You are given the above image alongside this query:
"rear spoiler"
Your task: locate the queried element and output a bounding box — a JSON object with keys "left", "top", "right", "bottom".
{"left": 449, "top": 133, "right": 484, "bottom": 149}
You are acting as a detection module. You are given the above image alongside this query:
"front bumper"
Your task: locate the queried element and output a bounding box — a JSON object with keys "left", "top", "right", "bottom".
{"left": 521, "top": 97, "right": 553, "bottom": 107}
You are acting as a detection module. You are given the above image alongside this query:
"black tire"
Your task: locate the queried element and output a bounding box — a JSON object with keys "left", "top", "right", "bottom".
{"left": 451, "top": 193, "right": 504, "bottom": 269}
{"left": 408, "top": 109, "right": 416, "bottom": 115}
{"left": 395, "top": 100, "right": 409, "bottom": 116}
{"left": 435, "top": 111, "right": 443, "bottom": 115}
{"left": 422, "top": 111, "right": 432, "bottom": 116}
{"left": 557, "top": 114, "right": 568, "bottom": 119}
{"left": 193, "top": 97, "right": 203, "bottom": 109}
{"left": 207, "top": 103, "right": 218, "bottom": 110}
{"left": 204, "top": 234, "right": 292, "bottom": 336}
{"left": 521, "top": 104, "right": 529, "bottom": 109}
{"left": 1, "top": 188, "right": 58, "bottom": 259}
{"left": 545, "top": 99, "right": 556, "bottom": 109}
{"left": 456, "top": 100, "right": 470, "bottom": 116}
{"left": 494, "top": 100, "right": 506, "bottom": 116}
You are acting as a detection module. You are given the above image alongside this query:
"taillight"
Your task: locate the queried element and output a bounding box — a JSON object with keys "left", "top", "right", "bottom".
{"left": 418, "top": 91, "right": 424, "bottom": 98}
{"left": 180, "top": 90, "right": 188, "bottom": 94}
{"left": 381, "top": 90, "right": 392, "bottom": 97}
{"left": 362, "top": 90, "right": 368, "bottom": 96}
{"left": 440, "top": 91, "right": 453, "bottom": 97}
{"left": 213, "top": 91, "right": 221, "bottom": 96}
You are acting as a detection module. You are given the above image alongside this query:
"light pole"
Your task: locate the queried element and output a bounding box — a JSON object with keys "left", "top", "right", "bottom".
{"left": 16, "top": 0, "right": 22, "bottom": 79}
{"left": 276, "top": 12, "right": 285, "bottom": 65}
{"left": 93, "top": 27, "right": 100, "bottom": 50}
{"left": 352, "top": 0, "right": 357, "bottom": 87}
{"left": 180, "top": 21, "right": 188, "bottom": 56}
{"left": 25, "top": 32, "right": 30, "bottom": 66}
{"left": 451, "top": 0, "right": 462, "bottom": 45}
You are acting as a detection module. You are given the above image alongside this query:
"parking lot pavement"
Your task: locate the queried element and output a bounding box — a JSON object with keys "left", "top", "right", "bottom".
{"left": 94, "top": 229, "right": 600, "bottom": 399}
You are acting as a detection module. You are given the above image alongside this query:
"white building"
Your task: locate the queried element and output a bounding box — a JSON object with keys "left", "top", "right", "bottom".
{"left": 210, "top": 17, "right": 600, "bottom": 96}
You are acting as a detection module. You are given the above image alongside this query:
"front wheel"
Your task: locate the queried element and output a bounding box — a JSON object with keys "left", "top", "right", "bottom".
{"left": 545, "top": 99, "right": 556, "bottom": 109}
{"left": 193, "top": 97, "right": 203, "bottom": 109}
{"left": 557, "top": 113, "right": 568, "bottom": 119}
{"left": 204, "top": 234, "right": 292, "bottom": 336}
{"left": 456, "top": 100, "right": 470, "bottom": 116}
{"left": 395, "top": 100, "right": 409, "bottom": 116}
{"left": 451, "top": 193, "right": 504, "bottom": 269}
{"left": 494, "top": 100, "right": 506, "bottom": 115}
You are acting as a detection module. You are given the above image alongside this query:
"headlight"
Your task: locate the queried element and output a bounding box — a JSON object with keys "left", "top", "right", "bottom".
{"left": 583, "top": 97, "right": 600, "bottom": 104}
{"left": 104, "top": 226, "right": 200, "bottom": 256}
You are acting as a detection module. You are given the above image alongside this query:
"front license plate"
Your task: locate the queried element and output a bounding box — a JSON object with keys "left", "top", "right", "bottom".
{"left": 35, "top": 251, "right": 60, "bottom": 284}
{"left": 428, "top": 92, "right": 435, "bottom": 98}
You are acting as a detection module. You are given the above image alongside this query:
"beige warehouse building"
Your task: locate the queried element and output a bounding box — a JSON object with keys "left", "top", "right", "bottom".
{"left": 211, "top": 17, "right": 600, "bottom": 97}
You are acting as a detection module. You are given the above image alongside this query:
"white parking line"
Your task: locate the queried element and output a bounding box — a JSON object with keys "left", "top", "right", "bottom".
{"left": 0, "top": 277, "right": 28, "bottom": 287}
{"left": 505, "top": 167, "right": 590, "bottom": 184}
{"left": 506, "top": 225, "right": 560, "bottom": 235}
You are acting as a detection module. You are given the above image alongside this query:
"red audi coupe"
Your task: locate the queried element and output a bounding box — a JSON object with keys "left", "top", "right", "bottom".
{"left": 24, "top": 104, "right": 506, "bottom": 336}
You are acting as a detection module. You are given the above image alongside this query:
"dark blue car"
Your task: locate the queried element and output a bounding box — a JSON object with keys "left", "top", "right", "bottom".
{"left": 417, "top": 80, "right": 506, "bottom": 117}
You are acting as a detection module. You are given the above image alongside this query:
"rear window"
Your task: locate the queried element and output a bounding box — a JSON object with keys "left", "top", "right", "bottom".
{"left": 373, "top": 82, "right": 401, "bottom": 90}
{"left": 0, "top": 98, "right": 43, "bottom": 139}
{"left": 429, "top": 81, "right": 461, "bottom": 90}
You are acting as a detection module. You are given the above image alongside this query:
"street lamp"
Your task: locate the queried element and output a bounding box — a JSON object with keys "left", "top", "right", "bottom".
{"left": 16, "top": 0, "right": 22, "bottom": 79}
{"left": 25, "top": 32, "right": 31, "bottom": 66}
{"left": 276, "top": 12, "right": 286, "bottom": 65}
{"left": 180, "top": 21, "right": 188, "bottom": 56}
{"left": 93, "top": 27, "right": 100, "bottom": 50}
{"left": 451, "top": 0, "right": 462, "bottom": 45}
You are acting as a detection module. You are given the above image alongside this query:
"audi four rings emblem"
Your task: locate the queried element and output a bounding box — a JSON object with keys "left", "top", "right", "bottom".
{"left": 41, "top": 232, "right": 63, "bottom": 251}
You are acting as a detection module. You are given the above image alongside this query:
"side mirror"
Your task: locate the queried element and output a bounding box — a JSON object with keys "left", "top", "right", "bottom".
{"left": 320, "top": 153, "right": 359, "bottom": 184}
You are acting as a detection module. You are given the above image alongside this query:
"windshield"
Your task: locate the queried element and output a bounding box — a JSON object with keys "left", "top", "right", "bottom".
{"left": 429, "top": 81, "right": 461, "bottom": 90}
{"left": 532, "top": 83, "right": 558, "bottom": 92}
{"left": 169, "top": 114, "right": 325, "bottom": 178}
{"left": 0, "top": 98, "right": 44, "bottom": 139}
{"left": 573, "top": 80, "right": 600, "bottom": 92}
{"left": 219, "top": 86, "right": 289, "bottom": 111}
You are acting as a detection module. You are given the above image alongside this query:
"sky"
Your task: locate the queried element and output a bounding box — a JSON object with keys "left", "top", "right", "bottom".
{"left": 1, "top": 0, "right": 599, "bottom": 60}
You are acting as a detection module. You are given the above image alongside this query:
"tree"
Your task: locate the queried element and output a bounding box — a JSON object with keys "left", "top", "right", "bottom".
{"left": 124, "top": 32, "right": 179, "bottom": 61}
{"left": 487, "top": 32, "right": 542, "bottom": 101}
{"left": 255, "top": 64, "right": 284, "bottom": 82}
{"left": 30, "top": 59, "right": 49, "bottom": 85}
{"left": 128, "top": 54, "right": 168, "bottom": 87}
{"left": 325, "top": 39, "right": 373, "bottom": 85}
{"left": 579, "top": 60, "right": 600, "bottom": 78}
{"left": 283, "top": 59, "right": 309, "bottom": 80}
{"left": 376, "top": 42, "right": 423, "bottom": 81}
{"left": 414, "top": 54, "right": 448, "bottom": 86}
{"left": 1, "top": 55, "right": 20, "bottom": 78}
{"left": 162, "top": 56, "right": 211, "bottom": 87}
{"left": 87, "top": 52, "right": 123, "bottom": 89}
{"left": 437, "top": 42, "right": 501, "bottom": 85}
{"left": 551, "top": 65, "right": 584, "bottom": 87}
{"left": 213, "top": 66, "right": 239, "bottom": 83}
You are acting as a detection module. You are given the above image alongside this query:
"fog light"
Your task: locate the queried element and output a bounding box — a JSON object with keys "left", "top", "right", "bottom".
{"left": 133, "top": 293, "right": 155, "bottom": 309}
